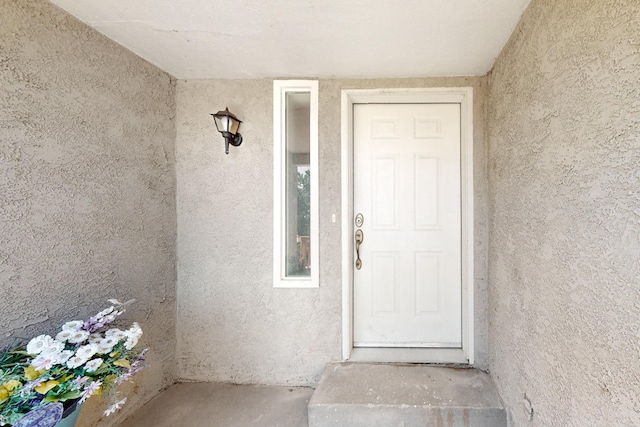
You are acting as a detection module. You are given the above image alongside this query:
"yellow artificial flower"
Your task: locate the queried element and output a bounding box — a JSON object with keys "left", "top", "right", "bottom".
{"left": 2, "top": 380, "right": 21, "bottom": 391}
{"left": 24, "top": 365, "right": 44, "bottom": 381}
{"left": 0, "top": 380, "right": 22, "bottom": 403}
{"left": 35, "top": 380, "right": 59, "bottom": 395}
{"left": 113, "top": 359, "right": 130, "bottom": 369}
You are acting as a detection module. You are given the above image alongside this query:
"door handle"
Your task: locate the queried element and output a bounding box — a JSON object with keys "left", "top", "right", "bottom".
{"left": 355, "top": 229, "right": 364, "bottom": 270}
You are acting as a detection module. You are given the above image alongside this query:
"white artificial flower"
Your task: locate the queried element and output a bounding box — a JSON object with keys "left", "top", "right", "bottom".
{"left": 67, "top": 356, "right": 89, "bottom": 369}
{"left": 56, "top": 350, "right": 74, "bottom": 364}
{"left": 40, "top": 339, "right": 65, "bottom": 356}
{"left": 62, "top": 320, "right": 84, "bottom": 331}
{"left": 105, "top": 328, "right": 125, "bottom": 339}
{"left": 67, "top": 330, "right": 90, "bottom": 344}
{"left": 55, "top": 330, "right": 73, "bottom": 342}
{"left": 26, "top": 335, "right": 55, "bottom": 355}
{"left": 122, "top": 323, "right": 143, "bottom": 349}
{"left": 102, "top": 314, "right": 116, "bottom": 324}
{"left": 104, "top": 398, "right": 127, "bottom": 416}
{"left": 84, "top": 358, "right": 103, "bottom": 372}
{"left": 75, "top": 343, "right": 98, "bottom": 360}
{"left": 75, "top": 343, "right": 98, "bottom": 359}
{"left": 32, "top": 353, "right": 58, "bottom": 370}
{"left": 88, "top": 333, "right": 103, "bottom": 344}
{"left": 124, "top": 336, "right": 138, "bottom": 350}
{"left": 127, "top": 323, "right": 143, "bottom": 339}
{"left": 96, "top": 337, "right": 119, "bottom": 354}
{"left": 31, "top": 340, "right": 66, "bottom": 369}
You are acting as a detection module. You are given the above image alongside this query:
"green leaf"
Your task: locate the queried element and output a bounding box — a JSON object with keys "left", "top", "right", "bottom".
{"left": 58, "top": 391, "right": 82, "bottom": 402}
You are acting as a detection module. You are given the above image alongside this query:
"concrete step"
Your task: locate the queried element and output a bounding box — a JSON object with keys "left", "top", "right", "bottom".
{"left": 308, "top": 363, "right": 506, "bottom": 427}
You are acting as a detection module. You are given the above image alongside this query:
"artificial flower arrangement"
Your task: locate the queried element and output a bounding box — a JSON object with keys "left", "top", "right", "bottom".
{"left": 0, "top": 299, "right": 146, "bottom": 426}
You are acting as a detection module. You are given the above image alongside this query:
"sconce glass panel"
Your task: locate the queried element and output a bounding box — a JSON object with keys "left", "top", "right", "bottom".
{"left": 273, "top": 81, "right": 319, "bottom": 288}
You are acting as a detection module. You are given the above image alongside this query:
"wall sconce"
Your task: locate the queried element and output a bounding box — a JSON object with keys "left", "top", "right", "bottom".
{"left": 211, "top": 107, "right": 243, "bottom": 155}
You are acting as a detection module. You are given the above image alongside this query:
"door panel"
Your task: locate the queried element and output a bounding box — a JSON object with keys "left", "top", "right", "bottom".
{"left": 353, "top": 103, "right": 462, "bottom": 348}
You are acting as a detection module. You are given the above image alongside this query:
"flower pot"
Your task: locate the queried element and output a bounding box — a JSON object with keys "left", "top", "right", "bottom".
{"left": 1, "top": 299, "right": 145, "bottom": 427}
{"left": 56, "top": 401, "right": 82, "bottom": 427}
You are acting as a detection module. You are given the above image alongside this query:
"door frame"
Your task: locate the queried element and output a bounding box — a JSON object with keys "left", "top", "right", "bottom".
{"left": 341, "top": 88, "right": 474, "bottom": 364}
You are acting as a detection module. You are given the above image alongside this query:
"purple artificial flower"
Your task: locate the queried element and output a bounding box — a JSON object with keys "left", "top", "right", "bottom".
{"left": 82, "top": 317, "right": 106, "bottom": 334}
{"left": 129, "top": 360, "right": 145, "bottom": 375}
{"left": 22, "top": 378, "right": 45, "bottom": 393}
{"left": 70, "top": 377, "right": 89, "bottom": 391}
{"left": 82, "top": 305, "right": 123, "bottom": 333}
{"left": 79, "top": 381, "right": 101, "bottom": 404}
{"left": 114, "top": 357, "right": 146, "bottom": 385}
{"left": 114, "top": 373, "right": 131, "bottom": 386}
{"left": 136, "top": 348, "right": 148, "bottom": 360}
{"left": 82, "top": 317, "right": 98, "bottom": 333}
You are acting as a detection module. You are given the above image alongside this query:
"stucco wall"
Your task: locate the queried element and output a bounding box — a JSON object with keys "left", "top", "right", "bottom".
{"left": 1, "top": 1, "right": 177, "bottom": 426}
{"left": 487, "top": 0, "right": 640, "bottom": 425}
{"left": 176, "top": 77, "right": 490, "bottom": 385}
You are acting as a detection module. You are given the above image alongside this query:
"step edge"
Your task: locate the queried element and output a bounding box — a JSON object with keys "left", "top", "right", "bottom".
{"left": 308, "top": 403, "right": 506, "bottom": 410}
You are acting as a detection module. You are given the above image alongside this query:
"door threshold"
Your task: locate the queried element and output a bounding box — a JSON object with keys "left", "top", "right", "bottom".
{"left": 349, "top": 347, "right": 469, "bottom": 364}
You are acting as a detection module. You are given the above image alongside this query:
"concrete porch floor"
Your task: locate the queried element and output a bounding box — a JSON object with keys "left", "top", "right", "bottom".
{"left": 118, "top": 382, "right": 313, "bottom": 427}
{"left": 118, "top": 364, "right": 505, "bottom": 427}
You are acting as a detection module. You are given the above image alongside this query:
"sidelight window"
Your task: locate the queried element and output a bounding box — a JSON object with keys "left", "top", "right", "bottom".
{"left": 273, "top": 80, "right": 319, "bottom": 288}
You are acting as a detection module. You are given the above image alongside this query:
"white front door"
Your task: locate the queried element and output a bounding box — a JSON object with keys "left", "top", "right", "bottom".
{"left": 353, "top": 103, "right": 462, "bottom": 349}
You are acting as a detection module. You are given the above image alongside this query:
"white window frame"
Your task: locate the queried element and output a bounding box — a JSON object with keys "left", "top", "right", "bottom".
{"left": 273, "top": 80, "right": 319, "bottom": 288}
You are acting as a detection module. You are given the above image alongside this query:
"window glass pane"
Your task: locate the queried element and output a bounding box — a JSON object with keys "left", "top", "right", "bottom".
{"left": 285, "top": 92, "right": 311, "bottom": 277}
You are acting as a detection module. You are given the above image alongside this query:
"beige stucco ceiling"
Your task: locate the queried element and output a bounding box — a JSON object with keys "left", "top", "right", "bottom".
{"left": 49, "top": 0, "right": 531, "bottom": 79}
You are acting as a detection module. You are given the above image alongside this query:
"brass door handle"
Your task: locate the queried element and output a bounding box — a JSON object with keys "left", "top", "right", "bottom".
{"left": 355, "top": 229, "right": 364, "bottom": 270}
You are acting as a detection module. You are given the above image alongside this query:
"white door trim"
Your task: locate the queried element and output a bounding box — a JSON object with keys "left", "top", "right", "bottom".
{"left": 341, "top": 87, "right": 474, "bottom": 364}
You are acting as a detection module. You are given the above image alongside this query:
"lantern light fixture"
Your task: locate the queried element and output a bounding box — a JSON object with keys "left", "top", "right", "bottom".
{"left": 211, "top": 107, "right": 243, "bottom": 154}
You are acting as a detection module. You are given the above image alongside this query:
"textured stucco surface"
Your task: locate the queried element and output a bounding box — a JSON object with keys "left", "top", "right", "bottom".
{"left": 487, "top": 0, "right": 640, "bottom": 425}
{"left": 176, "top": 77, "right": 490, "bottom": 385}
{"left": 0, "top": 1, "right": 177, "bottom": 426}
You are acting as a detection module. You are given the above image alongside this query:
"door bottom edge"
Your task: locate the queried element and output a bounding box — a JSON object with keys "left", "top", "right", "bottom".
{"left": 349, "top": 347, "right": 469, "bottom": 364}
{"left": 353, "top": 342, "right": 462, "bottom": 349}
